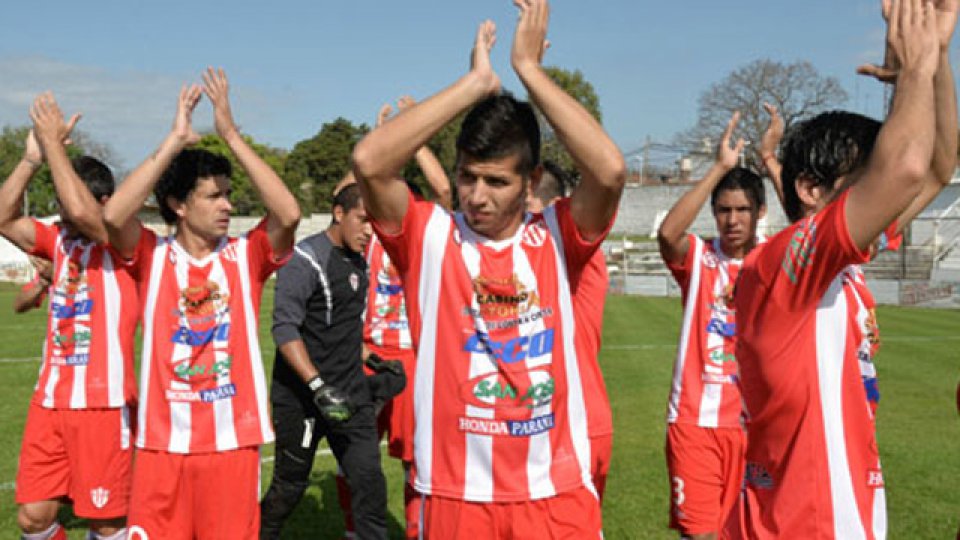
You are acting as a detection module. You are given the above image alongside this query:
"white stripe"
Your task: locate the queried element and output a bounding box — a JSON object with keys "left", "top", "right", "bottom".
{"left": 698, "top": 243, "right": 731, "bottom": 428}
{"left": 210, "top": 251, "right": 238, "bottom": 451}
{"left": 138, "top": 237, "right": 169, "bottom": 449}
{"left": 412, "top": 206, "right": 449, "bottom": 495}
{"left": 120, "top": 404, "right": 131, "bottom": 449}
{"left": 544, "top": 207, "right": 594, "bottom": 498}
{"left": 68, "top": 243, "right": 93, "bottom": 409}
{"left": 238, "top": 234, "right": 274, "bottom": 446}
{"left": 872, "top": 467, "right": 887, "bottom": 539}
{"left": 168, "top": 246, "right": 193, "bottom": 453}
{"left": 817, "top": 275, "right": 867, "bottom": 540}
{"left": 668, "top": 236, "right": 703, "bottom": 423}
{"left": 294, "top": 245, "right": 333, "bottom": 326}
{"left": 459, "top": 234, "right": 496, "bottom": 502}
{"left": 41, "top": 234, "right": 65, "bottom": 408}
{"left": 102, "top": 250, "right": 125, "bottom": 407}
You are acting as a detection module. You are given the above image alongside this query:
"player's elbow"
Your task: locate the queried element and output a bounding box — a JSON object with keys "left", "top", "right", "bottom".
{"left": 351, "top": 139, "right": 384, "bottom": 187}
{"left": 596, "top": 150, "right": 628, "bottom": 191}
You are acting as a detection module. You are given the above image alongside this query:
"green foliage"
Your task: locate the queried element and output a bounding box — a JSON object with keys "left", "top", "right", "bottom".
{"left": 0, "top": 125, "right": 99, "bottom": 217}
{"left": 194, "top": 133, "right": 288, "bottom": 216}
{"left": 284, "top": 118, "right": 369, "bottom": 213}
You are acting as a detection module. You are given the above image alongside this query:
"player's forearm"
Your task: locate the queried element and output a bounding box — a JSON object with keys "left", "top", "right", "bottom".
{"left": 0, "top": 159, "right": 36, "bottom": 229}
{"left": 13, "top": 284, "right": 45, "bottom": 313}
{"left": 105, "top": 133, "right": 184, "bottom": 229}
{"left": 43, "top": 140, "right": 108, "bottom": 244}
{"left": 871, "top": 69, "right": 936, "bottom": 194}
{"left": 415, "top": 147, "right": 452, "bottom": 210}
{"left": 353, "top": 72, "right": 489, "bottom": 203}
{"left": 277, "top": 339, "right": 320, "bottom": 385}
{"left": 224, "top": 130, "right": 300, "bottom": 228}
{"left": 657, "top": 163, "right": 728, "bottom": 256}
{"left": 514, "top": 63, "right": 626, "bottom": 193}
{"left": 931, "top": 51, "right": 957, "bottom": 185}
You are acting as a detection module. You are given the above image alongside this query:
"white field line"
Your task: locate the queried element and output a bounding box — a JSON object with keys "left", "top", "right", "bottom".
{"left": 1, "top": 441, "right": 388, "bottom": 491}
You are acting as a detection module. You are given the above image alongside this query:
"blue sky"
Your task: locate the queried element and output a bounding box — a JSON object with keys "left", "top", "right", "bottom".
{"left": 0, "top": 1, "right": 935, "bottom": 171}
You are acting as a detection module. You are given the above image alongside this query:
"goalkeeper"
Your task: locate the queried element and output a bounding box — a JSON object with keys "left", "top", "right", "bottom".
{"left": 260, "top": 182, "right": 403, "bottom": 540}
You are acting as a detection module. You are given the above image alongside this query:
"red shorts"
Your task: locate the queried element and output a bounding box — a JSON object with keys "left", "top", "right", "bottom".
{"left": 666, "top": 423, "right": 745, "bottom": 535}
{"left": 16, "top": 402, "right": 133, "bottom": 519}
{"left": 127, "top": 447, "right": 260, "bottom": 540}
{"left": 417, "top": 487, "right": 602, "bottom": 539}
{"left": 590, "top": 433, "right": 612, "bottom": 502}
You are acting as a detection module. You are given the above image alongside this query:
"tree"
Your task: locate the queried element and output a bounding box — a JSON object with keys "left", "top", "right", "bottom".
{"left": 533, "top": 66, "right": 604, "bottom": 187}
{"left": 681, "top": 59, "right": 848, "bottom": 170}
{"left": 0, "top": 125, "right": 108, "bottom": 216}
{"left": 284, "top": 118, "right": 369, "bottom": 213}
{"left": 194, "top": 133, "right": 288, "bottom": 216}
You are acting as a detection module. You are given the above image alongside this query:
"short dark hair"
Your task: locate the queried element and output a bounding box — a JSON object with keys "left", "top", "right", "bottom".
{"left": 536, "top": 159, "right": 572, "bottom": 201}
{"left": 70, "top": 156, "right": 114, "bottom": 200}
{"left": 456, "top": 93, "right": 540, "bottom": 177}
{"left": 155, "top": 149, "right": 232, "bottom": 225}
{"left": 780, "top": 111, "right": 881, "bottom": 222}
{"left": 711, "top": 167, "right": 765, "bottom": 213}
{"left": 333, "top": 182, "right": 362, "bottom": 214}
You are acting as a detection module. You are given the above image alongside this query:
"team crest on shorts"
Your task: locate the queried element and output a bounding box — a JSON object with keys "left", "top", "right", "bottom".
{"left": 91, "top": 486, "right": 110, "bottom": 509}
{"left": 350, "top": 273, "right": 359, "bottom": 291}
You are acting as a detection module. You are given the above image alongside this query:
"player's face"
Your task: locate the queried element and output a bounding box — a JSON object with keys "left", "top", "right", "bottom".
{"left": 713, "top": 188, "right": 762, "bottom": 257}
{"left": 337, "top": 201, "right": 372, "bottom": 254}
{"left": 456, "top": 153, "right": 529, "bottom": 240}
{"left": 176, "top": 175, "right": 233, "bottom": 242}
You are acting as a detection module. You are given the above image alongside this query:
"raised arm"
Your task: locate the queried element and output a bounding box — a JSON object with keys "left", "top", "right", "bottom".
{"left": 103, "top": 85, "right": 202, "bottom": 258}
{"left": 0, "top": 130, "right": 45, "bottom": 252}
{"left": 397, "top": 96, "right": 453, "bottom": 210}
{"left": 30, "top": 93, "right": 108, "bottom": 244}
{"left": 201, "top": 68, "right": 300, "bottom": 254}
{"left": 657, "top": 112, "right": 743, "bottom": 265}
{"left": 511, "top": 0, "right": 626, "bottom": 240}
{"left": 759, "top": 102, "right": 786, "bottom": 208}
{"left": 352, "top": 21, "right": 501, "bottom": 233}
{"left": 846, "top": 0, "right": 941, "bottom": 251}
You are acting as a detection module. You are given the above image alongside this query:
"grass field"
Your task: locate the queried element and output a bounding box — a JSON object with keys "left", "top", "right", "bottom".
{"left": 0, "top": 282, "right": 958, "bottom": 538}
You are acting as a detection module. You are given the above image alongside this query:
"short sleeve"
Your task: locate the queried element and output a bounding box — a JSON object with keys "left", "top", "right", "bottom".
{"left": 29, "top": 220, "right": 59, "bottom": 260}
{"left": 246, "top": 218, "right": 293, "bottom": 281}
{"left": 664, "top": 233, "right": 700, "bottom": 295}
{"left": 552, "top": 197, "right": 613, "bottom": 275}
{"left": 371, "top": 191, "right": 438, "bottom": 275}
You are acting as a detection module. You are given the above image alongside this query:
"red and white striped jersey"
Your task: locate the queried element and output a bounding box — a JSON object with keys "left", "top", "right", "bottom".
{"left": 29, "top": 220, "right": 138, "bottom": 410}
{"left": 665, "top": 235, "right": 743, "bottom": 428}
{"left": 128, "top": 219, "right": 286, "bottom": 454}
{"left": 572, "top": 249, "right": 613, "bottom": 438}
{"left": 736, "top": 191, "right": 886, "bottom": 539}
{"left": 373, "top": 194, "right": 607, "bottom": 502}
{"left": 363, "top": 234, "right": 412, "bottom": 352}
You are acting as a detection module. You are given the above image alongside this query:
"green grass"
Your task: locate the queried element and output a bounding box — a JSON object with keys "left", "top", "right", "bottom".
{"left": 0, "top": 283, "right": 958, "bottom": 538}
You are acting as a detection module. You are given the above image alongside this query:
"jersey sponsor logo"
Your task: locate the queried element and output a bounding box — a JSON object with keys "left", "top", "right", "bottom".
{"left": 52, "top": 299, "right": 94, "bottom": 319}
{"left": 376, "top": 283, "right": 403, "bottom": 295}
{"left": 463, "top": 328, "right": 555, "bottom": 364}
{"left": 706, "top": 318, "right": 736, "bottom": 337}
{"left": 174, "top": 356, "right": 233, "bottom": 381}
{"left": 55, "top": 261, "right": 87, "bottom": 296}
{"left": 782, "top": 220, "right": 817, "bottom": 284}
{"left": 707, "top": 347, "right": 736, "bottom": 365}
{"left": 53, "top": 327, "right": 92, "bottom": 347}
{"left": 464, "top": 370, "right": 555, "bottom": 410}
{"left": 745, "top": 462, "right": 774, "bottom": 489}
{"left": 165, "top": 383, "right": 237, "bottom": 403}
{"left": 49, "top": 354, "right": 90, "bottom": 366}
{"left": 90, "top": 487, "right": 110, "bottom": 509}
{"left": 457, "top": 413, "right": 555, "bottom": 437}
{"left": 867, "top": 468, "right": 884, "bottom": 488}
{"left": 179, "top": 281, "right": 229, "bottom": 318}
{"left": 171, "top": 323, "right": 231, "bottom": 346}
{"left": 471, "top": 274, "right": 542, "bottom": 319}
{"left": 522, "top": 222, "right": 547, "bottom": 247}
{"left": 701, "top": 372, "right": 736, "bottom": 384}
{"left": 462, "top": 307, "right": 554, "bottom": 330}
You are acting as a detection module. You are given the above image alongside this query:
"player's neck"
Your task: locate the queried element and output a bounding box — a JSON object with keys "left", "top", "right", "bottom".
{"left": 174, "top": 226, "right": 222, "bottom": 260}
{"left": 324, "top": 225, "right": 343, "bottom": 248}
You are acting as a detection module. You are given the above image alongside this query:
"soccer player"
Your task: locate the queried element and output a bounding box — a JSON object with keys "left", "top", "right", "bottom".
{"left": 527, "top": 160, "right": 614, "bottom": 502}
{"left": 656, "top": 112, "right": 764, "bottom": 540}
{"left": 351, "top": 0, "right": 626, "bottom": 536}
{"left": 259, "top": 182, "right": 394, "bottom": 540}
{"left": 102, "top": 68, "right": 300, "bottom": 539}
{"left": 0, "top": 95, "right": 137, "bottom": 540}
{"left": 733, "top": 1, "right": 956, "bottom": 537}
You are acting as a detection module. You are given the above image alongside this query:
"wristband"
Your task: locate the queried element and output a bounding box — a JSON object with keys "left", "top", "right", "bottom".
{"left": 307, "top": 377, "right": 324, "bottom": 392}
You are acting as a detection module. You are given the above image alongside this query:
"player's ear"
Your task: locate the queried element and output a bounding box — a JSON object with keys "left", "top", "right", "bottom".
{"left": 527, "top": 165, "right": 544, "bottom": 197}
{"left": 795, "top": 174, "right": 826, "bottom": 211}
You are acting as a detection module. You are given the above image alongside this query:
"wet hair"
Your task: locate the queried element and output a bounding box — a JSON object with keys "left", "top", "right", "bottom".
{"left": 780, "top": 111, "right": 882, "bottom": 222}
{"left": 333, "top": 182, "right": 362, "bottom": 214}
{"left": 711, "top": 167, "right": 765, "bottom": 213}
{"left": 70, "top": 156, "right": 114, "bottom": 200}
{"left": 535, "top": 159, "right": 572, "bottom": 202}
{"left": 456, "top": 93, "right": 540, "bottom": 177}
{"left": 155, "top": 149, "right": 232, "bottom": 225}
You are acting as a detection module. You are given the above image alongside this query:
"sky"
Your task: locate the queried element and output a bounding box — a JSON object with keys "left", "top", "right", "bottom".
{"left": 0, "top": 0, "right": 940, "bottom": 173}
